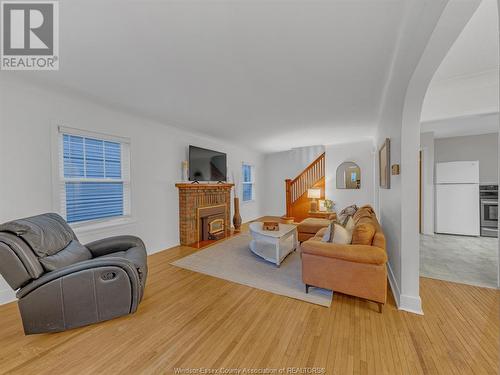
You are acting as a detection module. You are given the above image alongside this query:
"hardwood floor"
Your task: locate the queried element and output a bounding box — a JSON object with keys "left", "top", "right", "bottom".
{"left": 0, "top": 219, "right": 498, "bottom": 374}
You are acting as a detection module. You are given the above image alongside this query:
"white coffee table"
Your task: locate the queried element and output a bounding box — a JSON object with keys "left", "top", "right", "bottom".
{"left": 249, "top": 222, "right": 298, "bottom": 267}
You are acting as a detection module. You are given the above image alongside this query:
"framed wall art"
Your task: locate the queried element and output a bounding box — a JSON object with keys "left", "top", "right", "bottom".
{"left": 379, "top": 138, "right": 391, "bottom": 189}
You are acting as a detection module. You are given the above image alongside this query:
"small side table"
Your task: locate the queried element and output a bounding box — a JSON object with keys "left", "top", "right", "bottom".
{"left": 308, "top": 211, "right": 336, "bottom": 220}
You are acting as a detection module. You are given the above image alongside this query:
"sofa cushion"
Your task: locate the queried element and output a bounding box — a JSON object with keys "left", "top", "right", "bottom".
{"left": 352, "top": 206, "right": 374, "bottom": 222}
{"left": 351, "top": 218, "right": 376, "bottom": 246}
{"left": 297, "top": 218, "right": 331, "bottom": 234}
{"left": 373, "top": 231, "right": 386, "bottom": 250}
{"left": 0, "top": 213, "right": 75, "bottom": 257}
{"left": 39, "top": 240, "right": 92, "bottom": 271}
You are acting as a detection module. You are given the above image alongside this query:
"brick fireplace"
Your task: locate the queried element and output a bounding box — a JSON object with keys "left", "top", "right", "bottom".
{"left": 175, "top": 183, "right": 234, "bottom": 246}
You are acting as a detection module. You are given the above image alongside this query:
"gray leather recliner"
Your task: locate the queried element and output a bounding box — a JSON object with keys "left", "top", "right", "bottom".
{"left": 0, "top": 213, "right": 148, "bottom": 334}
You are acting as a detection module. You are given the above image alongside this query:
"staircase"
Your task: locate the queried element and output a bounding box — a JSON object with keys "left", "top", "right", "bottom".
{"left": 285, "top": 152, "right": 325, "bottom": 222}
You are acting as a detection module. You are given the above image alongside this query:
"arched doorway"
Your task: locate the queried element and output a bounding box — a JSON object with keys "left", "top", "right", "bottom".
{"left": 418, "top": 0, "right": 500, "bottom": 289}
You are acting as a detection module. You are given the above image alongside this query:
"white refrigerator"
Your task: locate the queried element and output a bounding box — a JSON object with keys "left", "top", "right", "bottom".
{"left": 435, "top": 161, "right": 480, "bottom": 236}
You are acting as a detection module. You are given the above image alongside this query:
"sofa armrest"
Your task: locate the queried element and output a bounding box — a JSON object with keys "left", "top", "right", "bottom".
{"left": 16, "top": 257, "right": 141, "bottom": 299}
{"left": 301, "top": 240, "right": 387, "bottom": 265}
{"left": 85, "top": 235, "right": 145, "bottom": 257}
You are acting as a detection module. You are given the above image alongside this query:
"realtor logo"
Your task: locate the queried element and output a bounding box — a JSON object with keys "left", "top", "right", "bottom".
{"left": 1, "top": 1, "right": 59, "bottom": 70}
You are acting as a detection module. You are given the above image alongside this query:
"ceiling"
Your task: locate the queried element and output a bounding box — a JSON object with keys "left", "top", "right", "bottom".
{"left": 6, "top": 1, "right": 449, "bottom": 152}
{"left": 432, "top": 0, "right": 499, "bottom": 83}
{"left": 421, "top": 0, "right": 499, "bottom": 137}
{"left": 421, "top": 112, "right": 499, "bottom": 138}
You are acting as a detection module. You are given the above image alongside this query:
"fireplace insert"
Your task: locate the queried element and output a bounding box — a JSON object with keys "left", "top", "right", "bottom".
{"left": 198, "top": 205, "right": 227, "bottom": 241}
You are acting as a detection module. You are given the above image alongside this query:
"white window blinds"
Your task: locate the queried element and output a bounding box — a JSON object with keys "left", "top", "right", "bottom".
{"left": 58, "top": 127, "right": 131, "bottom": 224}
{"left": 242, "top": 163, "right": 254, "bottom": 202}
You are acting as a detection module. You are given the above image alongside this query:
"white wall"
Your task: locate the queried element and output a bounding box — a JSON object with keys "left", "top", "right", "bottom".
{"left": 420, "top": 132, "right": 435, "bottom": 236}
{"left": 0, "top": 77, "right": 264, "bottom": 304}
{"left": 376, "top": 0, "right": 479, "bottom": 314}
{"left": 325, "top": 141, "right": 376, "bottom": 212}
{"left": 262, "top": 145, "right": 324, "bottom": 216}
{"left": 435, "top": 133, "right": 499, "bottom": 184}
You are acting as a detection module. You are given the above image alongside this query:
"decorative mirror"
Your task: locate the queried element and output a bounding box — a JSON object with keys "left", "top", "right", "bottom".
{"left": 336, "top": 162, "right": 361, "bottom": 189}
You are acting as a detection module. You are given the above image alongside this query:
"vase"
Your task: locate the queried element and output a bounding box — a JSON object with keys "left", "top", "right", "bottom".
{"left": 181, "top": 160, "right": 189, "bottom": 181}
{"left": 233, "top": 197, "right": 242, "bottom": 231}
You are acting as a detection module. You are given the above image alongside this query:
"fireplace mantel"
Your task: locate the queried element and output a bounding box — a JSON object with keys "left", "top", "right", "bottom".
{"left": 175, "top": 183, "right": 234, "bottom": 189}
{"left": 176, "top": 183, "right": 234, "bottom": 246}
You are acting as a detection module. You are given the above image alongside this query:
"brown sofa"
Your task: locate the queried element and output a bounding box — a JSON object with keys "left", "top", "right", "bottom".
{"left": 301, "top": 206, "right": 387, "bottom": 312}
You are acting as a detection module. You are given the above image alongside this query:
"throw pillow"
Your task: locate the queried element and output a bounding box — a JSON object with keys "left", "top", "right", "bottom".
{"left": 337, "top": 204, "right": 358, "bottom": 226}
{"left": 322, "top": 221, "right": 335, "bottom": 242}
{"left": 322, "top": 222, "right": 353, "bottom": 245}
{"left": 344, "top": 216, "right": 355, "bottom": 233}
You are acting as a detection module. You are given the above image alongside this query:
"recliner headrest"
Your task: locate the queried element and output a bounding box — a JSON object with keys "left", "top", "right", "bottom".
{"left": 0, "top": 213, "right": 76, "bottom": 257}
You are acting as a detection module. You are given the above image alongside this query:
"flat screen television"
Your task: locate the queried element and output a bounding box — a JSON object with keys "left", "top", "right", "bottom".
{"left": 189, "top": 145, "right": 227, "bottom": 182}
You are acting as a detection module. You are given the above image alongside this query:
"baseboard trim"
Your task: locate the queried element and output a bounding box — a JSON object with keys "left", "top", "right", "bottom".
{"left": 400, "top": 294, "right": 423, "bottom": 315}
{"left": 387, "top": 263, "right": 424, "bottom": 315}
{"left": 0, "top": 289, "right": 16, "bottom": 306}
{"left": 387, "top": 263, "right": 401, "bottom": 307}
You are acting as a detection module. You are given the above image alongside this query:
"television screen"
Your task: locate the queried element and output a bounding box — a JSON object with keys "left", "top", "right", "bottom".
{"left": 189, "top": 145, "right": 227, "bottom": 182}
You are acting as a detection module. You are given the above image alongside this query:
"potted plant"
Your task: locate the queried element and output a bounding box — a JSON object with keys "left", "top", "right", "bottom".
{"left": 324, "top": 199, "right": 335, "bottom": 212}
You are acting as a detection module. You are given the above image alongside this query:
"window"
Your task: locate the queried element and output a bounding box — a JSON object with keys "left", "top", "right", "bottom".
{"left": 58, "top": 127, "right": 130, "bottom": 224}
{"left": 242, "top": 163, "right": 254, "bottom": 202}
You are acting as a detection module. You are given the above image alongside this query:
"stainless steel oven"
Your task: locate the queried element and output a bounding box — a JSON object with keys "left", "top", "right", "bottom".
{"left": 480, "top": 185, "right": 498, "bottom": 237}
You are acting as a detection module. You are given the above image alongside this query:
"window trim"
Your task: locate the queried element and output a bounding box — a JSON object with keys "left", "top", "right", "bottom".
{"left": 59, "top": 126, "right": 131, "bottom": 144}
{"left": 52, "top": 125, "right": 132, "bottom": 229}
{"left": 241, "top": 162, "right": 255, "bottom": 203}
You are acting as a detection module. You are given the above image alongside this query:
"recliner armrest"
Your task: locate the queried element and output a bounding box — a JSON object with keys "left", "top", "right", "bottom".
{"left": 85, "top": 235, "right": 145, "bottom": 257}
{"left": 301, "top": 240, "right": 387, "bottom": 265}
{"left": 16, "top": 257, "right": 141, "bottom": 299}
{"left": 16, "top": 257, "right": 144, "bottom": 334}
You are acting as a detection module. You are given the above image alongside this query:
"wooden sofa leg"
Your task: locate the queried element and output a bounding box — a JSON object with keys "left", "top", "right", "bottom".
{"left": 305, "top": 284, "right": 310, "bottom": 294}
{"left": 378, "top": 303, "right": 383, "bottom": 313}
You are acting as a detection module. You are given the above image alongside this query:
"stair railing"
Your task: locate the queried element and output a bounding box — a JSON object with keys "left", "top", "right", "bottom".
{"left": 285, "top": 152, "right": 325, "bottom": 218}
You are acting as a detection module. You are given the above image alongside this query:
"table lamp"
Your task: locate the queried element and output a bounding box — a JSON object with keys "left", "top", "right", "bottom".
{"left": 307, "top": 188, "right": 321, "bottom": 212}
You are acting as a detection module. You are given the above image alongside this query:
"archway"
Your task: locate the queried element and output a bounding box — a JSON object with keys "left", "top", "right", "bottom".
{"left": 376, "top": 0, "right": 482, "bottom": 314}
{"left": 418, "top": 0, "right": 500, "bottom": 289}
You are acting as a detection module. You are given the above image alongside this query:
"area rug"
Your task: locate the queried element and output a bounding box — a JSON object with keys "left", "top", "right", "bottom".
{"left": 171, "top": 233, "right": 333, "bottom": 307}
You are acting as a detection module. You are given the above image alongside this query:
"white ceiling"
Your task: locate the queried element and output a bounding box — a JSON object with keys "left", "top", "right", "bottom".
{"left": 432, "top": 0, "right": 499, "bottom": 83}
{"left": 421, "top": 112, "right": 499, "bottom": 138}
{"left": 421, "top": 0, "right": 499, "bottom": 137}
{"left": 6, "top": 1, "right": 452, "bottom": 152}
